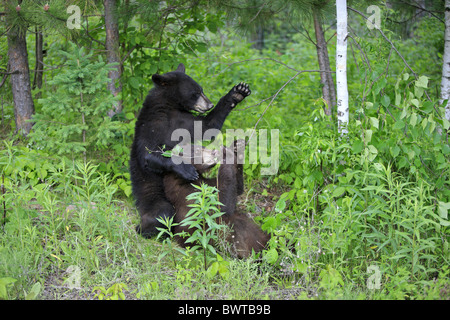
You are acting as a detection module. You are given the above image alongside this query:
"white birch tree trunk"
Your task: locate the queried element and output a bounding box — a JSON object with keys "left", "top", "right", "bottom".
{"left": 441, "top": 0, "right": 450, "bottom": 121}
{"left": 336, "top": 0, "right": 349, "bottom": 134}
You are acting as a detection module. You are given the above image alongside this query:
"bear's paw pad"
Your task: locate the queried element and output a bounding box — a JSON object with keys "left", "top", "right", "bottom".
{"left": 231, "top": 82, "right": 251, "bottom": 104}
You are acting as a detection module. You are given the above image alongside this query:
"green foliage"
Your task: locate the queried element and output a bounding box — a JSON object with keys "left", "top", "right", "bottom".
{"left": 3, "top": 0, "right": 79, "bottom": 36}
{"left": 116, "top": 1, "right": 225, "bottom": 115}
{"left": 1, "top": 0, "right": 450, "bottom": 300}
{"left": 180, "top": 183, "right": 227, "bottom": 271}
{"left": 260, "top": 71, "right": 450, "bottom": 297}
{"left": 29, "top": 43, "right": 125, "bottom": 157}
{"left": 24, "top": 282, "right": 42, "bottom": 300}
{"left": 156, "top": 215, "right": 185, "bottom": 267}
{"left": 93, "top": 282, "right": 128, "bottom": 300}
{"left": 155, "top": 183, "right": 232, "bottom": 277}
{"left": 318, "top": 265, "right": 344, "bottom": 299}
{"left": 0, "top": 277, "right": 17, "bottom": 299}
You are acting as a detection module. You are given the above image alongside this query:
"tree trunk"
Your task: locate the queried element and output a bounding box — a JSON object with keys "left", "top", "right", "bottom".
{"left": 336, "top": 0, "right": 349, "bottom": 134}
{"left": 104, "top": 0, "right": 123, "bottom": 117}
{"left": 313, "top": 7, "right": 336, "bottom": 117}
{"left": 32, "top": 27, "right": 44, "bottom": 98}
{"left": 441, "top": 0, "right": 450, "bottom": 121}
{"left": 406, "top": 0, "right": 428, "bottom": 38}
{"left": 251, "top": 25, "right": 264, "bottom": 50}
{"left": 6, "top": 2, "right": 35, "bottom": 136}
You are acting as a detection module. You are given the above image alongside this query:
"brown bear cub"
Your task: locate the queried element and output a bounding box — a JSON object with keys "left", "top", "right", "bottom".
{"left": 163, "top": 141, "right": 270, "bottom": 258}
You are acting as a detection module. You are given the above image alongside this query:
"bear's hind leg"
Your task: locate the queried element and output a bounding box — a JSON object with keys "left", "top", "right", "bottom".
{"left": 135, "top": 199, "right": 175, "bottom": 238}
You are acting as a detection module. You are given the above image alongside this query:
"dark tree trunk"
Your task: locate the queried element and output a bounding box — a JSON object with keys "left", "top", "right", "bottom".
{"left": 313, "top": 7, "right": 335, "bottom": 118}
{"left": 251, "top": 25, "right": 264, "bottom": 50}
{"left": 104, "top": 0, "right": 123, "bottom": 117}
{"left": 6, "top": 1, "right": 35, "bottom": 136}
{"left": 32, "top": 27, "right": 44, "bottom": 98}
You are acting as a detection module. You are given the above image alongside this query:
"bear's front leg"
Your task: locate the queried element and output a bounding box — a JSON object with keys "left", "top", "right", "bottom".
{"left": 203, "top": 82, "right": 251, "bottom": 131}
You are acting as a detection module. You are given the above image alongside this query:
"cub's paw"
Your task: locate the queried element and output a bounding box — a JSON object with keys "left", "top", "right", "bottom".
{"left": 231, "top": 82, "right": 251, "bottom": 105}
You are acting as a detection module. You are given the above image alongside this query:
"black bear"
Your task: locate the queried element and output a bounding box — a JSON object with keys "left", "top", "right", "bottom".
{"left": 163, "top": 141, "right": 270, "bottom": 258}
{"left": 130, "top": 63, "right": 251, "bottom": 238}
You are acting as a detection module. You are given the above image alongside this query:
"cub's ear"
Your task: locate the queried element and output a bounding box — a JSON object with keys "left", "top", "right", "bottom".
{"left": 151, "top": 73, "right": 177, "bottom": 86}
{"left": 175, "top": 63, "right": 185, "bottom": 73}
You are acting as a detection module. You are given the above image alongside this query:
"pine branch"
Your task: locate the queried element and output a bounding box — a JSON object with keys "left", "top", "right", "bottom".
{"left": 397, "top": 0, "right": 445, "bottom": 23}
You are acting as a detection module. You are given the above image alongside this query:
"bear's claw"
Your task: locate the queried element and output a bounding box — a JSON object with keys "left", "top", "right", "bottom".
{"left": 231, "top": 82, "right": 251, "bottom": 104}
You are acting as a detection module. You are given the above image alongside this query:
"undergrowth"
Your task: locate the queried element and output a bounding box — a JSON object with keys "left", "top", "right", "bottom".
{"left": 1, "top": 28, "right": 449, "bottom": 300}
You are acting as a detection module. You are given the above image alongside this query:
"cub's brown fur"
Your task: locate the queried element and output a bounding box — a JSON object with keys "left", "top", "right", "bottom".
{"left": 163, "top": 142, "right": 269, "bottom": 258}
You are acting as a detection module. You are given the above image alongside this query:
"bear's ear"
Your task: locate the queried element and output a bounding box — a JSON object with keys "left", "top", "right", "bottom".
{"left": 152, "top": 73, "right": 177, "bottom": 86}
{"left": 175, "top": 63, "right": 185, "bottom": 73}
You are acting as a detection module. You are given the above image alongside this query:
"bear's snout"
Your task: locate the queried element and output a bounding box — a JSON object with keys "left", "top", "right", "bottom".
{"left": 193, "top": 92, "right": 214, "bottom": 112}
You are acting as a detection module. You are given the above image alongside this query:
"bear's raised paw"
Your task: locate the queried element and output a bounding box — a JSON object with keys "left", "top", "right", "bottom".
{"left": 231, "top": 82, "right": 251, "bottom": 105}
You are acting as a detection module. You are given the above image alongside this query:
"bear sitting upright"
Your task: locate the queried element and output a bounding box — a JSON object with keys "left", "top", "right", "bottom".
{"left": 130, "top": 63, "right": 251, "bottom": 238}
{"left": 163, "top": 141, "right": 270, "bottom": 258}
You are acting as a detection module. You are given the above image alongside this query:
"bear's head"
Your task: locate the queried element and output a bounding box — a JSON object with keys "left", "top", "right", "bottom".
{"left": 151, "top": 64, "right": 214, "bottom": 113}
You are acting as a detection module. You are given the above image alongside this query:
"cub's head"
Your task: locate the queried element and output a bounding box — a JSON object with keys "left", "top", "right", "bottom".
{"left": 151, "top": 63, "right": 214, "bottom": 113}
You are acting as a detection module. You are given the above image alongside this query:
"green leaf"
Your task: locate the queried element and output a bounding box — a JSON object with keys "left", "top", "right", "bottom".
{"left": 422, "top": 101, "right": 434, "bottom": 114}
{"left": 196, "top": 42, "right": 207, "bottom": 53}
{"left": 265, "top": 248, "right": 278, "bottom": 264}
{"left": 398, "top": 156, "right": 409, "bottom": 169}
{"left": 400, "top": 108, "right": 408, "bottom": 119}
{"left": 0, "top": 277, "right": 17, "bottom": 299}
{"left": 275, "top": 199, "right": 286, "bottom": 213}
{"left": 365, "top": 145, "right": 378, "bottom": 161}
{"left": 443, "top": 118, "right": 450, "bottom": 130}
{"left": 390, "top": 145, "right": 400, "bottom": 157}
{"left": 25, "top": 282, "right": 41, "bottom": 300}
{"left": 128, "top": 77, "right": 140, "bottom": 89}
{"left": 262, "top": 217, "right": 278, "bottom": 231}
{"left": 206, "top": 262, "right": 219, "bottom": 278}
{"left": 381, "top": 95, "right": 390, "bottom": 107}
{"left": 416, "top": 75, "right": 428, "bottom": 88}
{"left": 368, "top": 145, "right": 377, "bottom": 154}
{"left": 421, "top": 117, "right": 428, "bottom": 130}
{"left": 332, "top": 186, "right": 346, "bottom": 198}
{"left": 394, "top": 120, "right": 405, "bottom": 130}
{"left": 352, "top": 140, "right": 364, "bottom": 154}
{"left": 414, "top": 86, "right": 424, "bottom": 98}
{"left": 409, "top": 113, "right": 417, "bottom": 127}
{"left": 218, "top": 263, "right": 230, "bottom": 280}
{"left": 438, "top": 201, "right": 450, "bottom": 220}
{"left": 369, "top": 117, "right": 379, "bottom": 129}
{"left": 364, "top": 129, "right": 373, "bottom": 143}
{"left": 125, "top": 112, "right": 135, "bottom": 120}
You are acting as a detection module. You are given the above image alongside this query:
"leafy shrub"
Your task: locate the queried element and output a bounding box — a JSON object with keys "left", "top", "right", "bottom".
{"left": 261, "top": 72, "right": 450, "bottom": 295}
{"left": 29, "top": 43, "right": 126, "bottom": 158}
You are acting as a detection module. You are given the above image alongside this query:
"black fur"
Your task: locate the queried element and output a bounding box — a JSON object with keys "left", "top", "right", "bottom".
{"left": 129, "top": 64, "right": 251, "bottom": 238}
